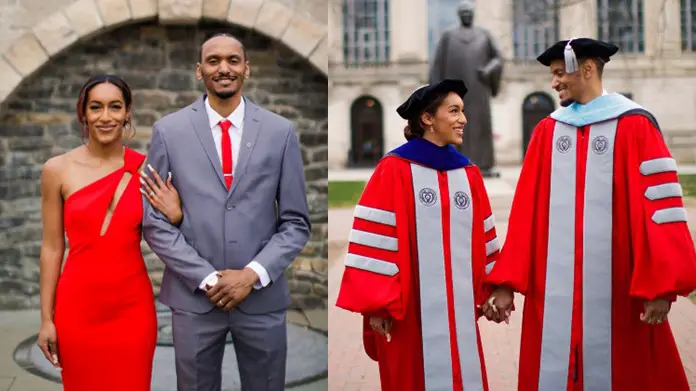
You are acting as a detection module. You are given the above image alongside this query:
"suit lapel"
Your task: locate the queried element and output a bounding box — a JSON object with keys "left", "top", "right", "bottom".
{"left": 229, "top": 97, "right": 261, "bottom": 198}
{"left": 188, "top": 95, "right": 227, "bottom": 189}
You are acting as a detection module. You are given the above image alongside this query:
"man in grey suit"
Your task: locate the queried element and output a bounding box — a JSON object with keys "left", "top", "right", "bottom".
{"left": 141, "top": 32, "right": 311, "bottom": 391}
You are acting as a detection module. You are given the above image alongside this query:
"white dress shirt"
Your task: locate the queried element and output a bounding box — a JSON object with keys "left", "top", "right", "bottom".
{"left": 198, "top": 96, "right": 271, "bottom": 291}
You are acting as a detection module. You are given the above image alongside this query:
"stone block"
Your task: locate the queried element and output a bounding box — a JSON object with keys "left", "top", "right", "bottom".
{"left": 281, "top": 13, "right": 326, "bottom": 58}
{"left": 312, "top": 282, "right": 327, "bottom": 298}
{"left": 308, "top": 35, "right": 327, "bottom": 76}
{"left": 202, "top": 0, "right": 231, "bottom": 21}
{"left": 227, "top": 0, "right": 263, "bottom": 29}
{"left": 2, "top": 32, "right": 49, "bottom": 78}
{"left": 0, "top": 56, "right": 22, "bottom": 104}
{"left": 159, "top": 0, "right": 204, "bottom": 24}
{"left": 311, "top": 258, "right": 327, "bottom": 275}
{"left": 132, "top": 90, "right": 175, "bottom": 111}
{"left": 64, "top": 0, "right": 105, "bottom": 38}
{"left": 289, "top": 279, "right": 312, "bottom": 294}
{"left": 254, "top": 1, "right": 293, "bottom": 39}
{"left": 311, "top": 146, "right": 327, "bottom": 163}
{"left": 96, "top": 0, "right": 132, "bottom": 27}
{"left": 157, "top": 70, "right": 194, "bottom": 91}
{"left": 33, "top": 12, "right": 79, "bottom": 58}
{"left": 129, "top": 0, "right": 158, "bottom": 20}
{"left": 0, "top": 123, "right": 43, "bottom": 138}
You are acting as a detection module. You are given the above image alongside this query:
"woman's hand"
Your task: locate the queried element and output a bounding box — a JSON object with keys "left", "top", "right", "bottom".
{"left": 140, "top": 164, "right": 183, "bottom": 225}
{"left": 37, "top": 322, "right": 61, "bottom": 369}
{"left": 369, "top": 316, "right": 392, "bottom": 342}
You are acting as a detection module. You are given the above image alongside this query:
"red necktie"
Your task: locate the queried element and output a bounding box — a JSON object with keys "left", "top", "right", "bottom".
{"left": 219, "top": 119, "right": 233, "bottom": 189}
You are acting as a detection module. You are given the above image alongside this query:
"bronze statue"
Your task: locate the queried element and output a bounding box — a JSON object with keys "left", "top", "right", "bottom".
{"left": 429, "top": 0, "right": 503, "bottom": 177}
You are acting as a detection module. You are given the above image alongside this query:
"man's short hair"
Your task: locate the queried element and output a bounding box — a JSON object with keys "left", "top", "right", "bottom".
{"left": 199, "top": 32, "right": 248, "bottom": 62}
{"left": 579, "top": 57, "right": 606, "bottom": 79}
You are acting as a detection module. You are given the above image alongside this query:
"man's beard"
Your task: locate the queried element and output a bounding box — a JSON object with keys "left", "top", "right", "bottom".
{"left": 213, "top": 89, "right": 238, "bottom": 100}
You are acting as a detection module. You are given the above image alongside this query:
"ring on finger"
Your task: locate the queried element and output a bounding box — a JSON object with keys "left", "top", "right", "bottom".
{"left": 150, "top": 191, "right": 155, "bottom": 197}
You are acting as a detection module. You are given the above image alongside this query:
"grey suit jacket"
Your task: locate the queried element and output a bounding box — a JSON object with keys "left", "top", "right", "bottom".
{"left": 142, "top": 95, "right": 311, "bottom": 314}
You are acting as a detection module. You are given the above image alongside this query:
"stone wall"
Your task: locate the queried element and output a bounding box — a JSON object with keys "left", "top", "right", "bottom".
{"left": 0, "top": 21, "right": 328, "bottom": 310}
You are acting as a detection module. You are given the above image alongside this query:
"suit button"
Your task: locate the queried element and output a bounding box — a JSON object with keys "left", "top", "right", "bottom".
{"left": 226, "top": 205, "right": 232, "bottom": 211}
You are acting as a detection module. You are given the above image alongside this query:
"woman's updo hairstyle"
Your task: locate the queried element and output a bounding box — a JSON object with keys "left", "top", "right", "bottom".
{"left": 396, "top": 79, "right": 469, "bottom": 141}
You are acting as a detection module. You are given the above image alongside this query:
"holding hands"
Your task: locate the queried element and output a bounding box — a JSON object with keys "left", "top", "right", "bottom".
{"left": 481, "top": 286, "right": 514, "bottom": 324}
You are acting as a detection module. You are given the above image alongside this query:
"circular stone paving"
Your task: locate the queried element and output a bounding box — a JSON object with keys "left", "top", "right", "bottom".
{"left": 14, "top": 306, "right": 327, "bottom": 390}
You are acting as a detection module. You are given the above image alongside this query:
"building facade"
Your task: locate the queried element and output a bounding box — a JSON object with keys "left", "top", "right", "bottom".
{"left": 0, "top": 0, "right": 329, "bottom": 310}
{"left": 329, "top": 0, "right": 696, "bottom": 168}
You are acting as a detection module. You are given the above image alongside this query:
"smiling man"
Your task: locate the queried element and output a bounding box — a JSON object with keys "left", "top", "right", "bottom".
{"left": 141, "top": 33, "right": 311, "bottom": 391}
{"left": 482, "top": 38, "right": 696, "bottom": 391}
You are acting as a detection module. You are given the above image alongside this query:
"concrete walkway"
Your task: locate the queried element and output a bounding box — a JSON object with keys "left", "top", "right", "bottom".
{"left": 328, "top": 172, "right": 696, "bottom": 390}
{"left": 0, "top": 308, "right": 328, "bottom": 391}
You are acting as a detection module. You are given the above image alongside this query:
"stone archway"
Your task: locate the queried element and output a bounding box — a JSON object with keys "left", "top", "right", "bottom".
{"left": 0, "top": 18, "right": 327, "bottom": 309}
{"left": 0, "top": 0, "right": 327, "bottom": 104}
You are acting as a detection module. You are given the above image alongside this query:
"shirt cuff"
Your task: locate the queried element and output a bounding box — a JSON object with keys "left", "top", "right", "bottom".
{"left": 198, "top": 271, "right": 219, "bottom": 292}
{"left": 245, "top": 261, "right": 270, "bottom": 290}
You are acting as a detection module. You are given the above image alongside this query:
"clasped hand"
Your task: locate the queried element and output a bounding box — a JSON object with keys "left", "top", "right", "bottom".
{"left": 480, "top": 286, "right": 514, "bottom": 324}
{"left": 206, "top": 269, "right": 259, "bottom": 311}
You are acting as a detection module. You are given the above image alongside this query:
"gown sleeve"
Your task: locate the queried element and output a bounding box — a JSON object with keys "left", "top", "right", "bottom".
{"left": 626, "top": 115, "right": 696, "bottom": 301}
{"left": 335, "top": 157, "right": 412, "bottom": 321}
{"left": 467, "top": 165, "right": 500, "bottom": 306}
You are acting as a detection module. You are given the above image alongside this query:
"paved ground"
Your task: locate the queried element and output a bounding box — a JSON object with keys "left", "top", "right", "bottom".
{"left": 0, "top": 308, "right": 328, "bottom": 391}
{"left": 328, "top": 170, "right": 696, "bottom": 391}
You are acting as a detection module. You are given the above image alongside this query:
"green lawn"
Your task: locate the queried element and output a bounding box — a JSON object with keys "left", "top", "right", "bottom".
{"left": 679, "top": 174, "right": 696, "bottom": 197}
{"left": 328, "top": 181, "right": 366, "bottom": 208}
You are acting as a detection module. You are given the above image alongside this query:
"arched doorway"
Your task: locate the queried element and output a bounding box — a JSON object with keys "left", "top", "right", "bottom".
{"left": 522, "top": 92, "right": 555, "bottom": 157}
{"left": 350, "top": 96, "right": 384, "bottom": 167}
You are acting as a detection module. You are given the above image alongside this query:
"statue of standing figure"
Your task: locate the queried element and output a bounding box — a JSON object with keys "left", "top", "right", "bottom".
{"left": 429, "top": 0, "right": 504, "bottom": 177}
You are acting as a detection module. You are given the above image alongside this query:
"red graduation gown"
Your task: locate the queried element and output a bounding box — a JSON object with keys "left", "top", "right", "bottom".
{"left": 336, "top": 155, "right": 499, "bottom": 391}
{"left": 486, "top": 114, "right": 696, "bottom": 391}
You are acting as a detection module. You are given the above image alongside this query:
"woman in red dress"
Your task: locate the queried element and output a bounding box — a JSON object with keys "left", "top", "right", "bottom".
{"left": 36, "top": 74, "right": 182, "bottom": 390}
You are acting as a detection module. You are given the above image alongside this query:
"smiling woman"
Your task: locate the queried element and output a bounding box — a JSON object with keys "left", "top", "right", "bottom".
{"left": 36, "top": 74, "right": 183, "bottom": 391}
{"left": 75, "top": 75, "right": 135, "bottom": 144}
{"left": 334, "top": 79, "right": 505, "bottom": 391}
